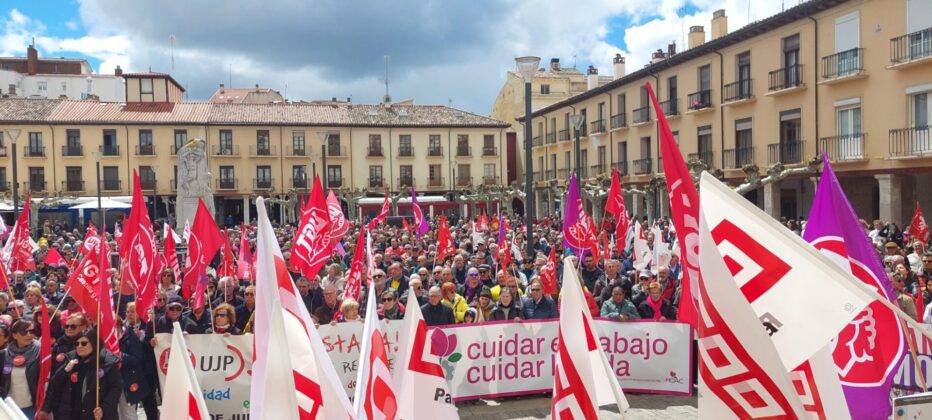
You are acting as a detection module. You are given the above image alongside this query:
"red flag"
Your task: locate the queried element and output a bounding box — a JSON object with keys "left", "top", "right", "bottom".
{"left": 647, "top": 81, "right": 698, "bottom": 330}
{"left": 496, "top": 212, "right": 512, "bottom": 269}
{"left": 81, "top": 221, "right": 100, "bottom": 256}
{"left": 44, "top": 247, "right": 67, "bottom": 267}
{"left": 119, "top": 170, "right": 160, "bottom": 323}
{"left": 0, "top": 266, "right": 9, "bottom": 290}
{"left": 65, "top": 248, "right": 103, "bottom": 316}
{"left": 436, "top": 214, "right": 456, "bottom": 262}
{"left": 183, "top": 199, "right": 223, "bottom": 309}
{"left": 342, "top": 229, "right": 368, "bottom": 303}
{"left": 35, "top": 300, "right": 52, "bottom": 411}
{"left": 9, "top": 196, "right": 34, "bottom": 272}
{"left": 402, "top": 218, "right": 411, "bottom": 233}
{"left": 477, "top": 211, "right": 489, "bottom": 232}
{"left": 604, "top": 169, "right": 631, "bottom": 242}
{"left": 539, "top": 247, "right": 558, "bottom": 295}
{"left": 163, "top": 223, "right": 182, "bottom": 283}
{"left": 909, "top": 202, "right": 930, "bottom": 243}
{"left": 236, "top": 224, "right": 254, "bottom": 282}
{"left": 290, "top": 176, "right": 333, "bottom": 281}
{"left": 600, "top": 230, "right": 611, "bottom": 262}
{"left": 367, "top": 195, "right": 391, "bottom": 230}
{"left": 327, "top": 190, "right": 351, "bottom": 238}
{"left": 217, "top": 229, "right": 236, "bottom": 278}
{"left": 97, "top": 229, "right": 121, "bottom": 357}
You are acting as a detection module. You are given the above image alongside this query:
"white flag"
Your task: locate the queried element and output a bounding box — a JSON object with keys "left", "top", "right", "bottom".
{"left": 793, "top": 348, "right": 851, "bottom": 420}
{"left": 699, "top": 173, "right": 873, "bottom": 370}
{"left": 354, "top": 281, "right": 398, "bottom": 420}
{"left": 160, "top": 322, "right": 210, "bottom": 420}
{"left": 471, "top": 222, "right": 484, "bottom": 250}
{"left": 649, "top": 226, "right": 671, "bottom": 274}
{"left": 632, "top": 222, "right": 651, "bottom": 271}
{"left": 182, "top": 219, "right": 191, "bottom": 242}
{"left": 252, "top": 197, "right": 353, "bottom": 420}
{"left": 393, "top": 293, "right": 459, "bottom": 419}
{"left": 551, "top": 256, "right": 628, "bottom": 419}
{"left": 698, "top": 206, "right": 806, "bottom": 418}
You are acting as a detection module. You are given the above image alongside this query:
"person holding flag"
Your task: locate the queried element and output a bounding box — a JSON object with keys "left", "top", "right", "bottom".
{"left": 41, "top": 329, "right": 123, "bottom": 420}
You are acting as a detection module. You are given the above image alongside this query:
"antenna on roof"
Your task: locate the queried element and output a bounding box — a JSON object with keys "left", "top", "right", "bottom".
{"left": 573, "top": 54, "right": 577, "bottom": 69}
{"left": 169, "top": 34, "right": 175, "bottom": 72}
{"left": 383, "top": 55, "right": 391, "bottom": 104}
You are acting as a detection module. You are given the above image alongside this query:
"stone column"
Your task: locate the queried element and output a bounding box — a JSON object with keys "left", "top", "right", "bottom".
{"left": 763, "top": 181, "right": 780, "bottom": 219}
{"left": 243, "top": 195, "right": 251, "bottom": 224}
{"left": 630, "top": 193, "right": 640, "bottom": 219}
{"left": 875, "top": 174, "right": 903, "bottom": 223}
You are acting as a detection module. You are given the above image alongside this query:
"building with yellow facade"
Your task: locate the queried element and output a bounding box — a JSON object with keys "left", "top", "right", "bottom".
{"left": 523, "top": 0, "right": 932, "bottom": 225}
{"left": 0, "top": 72, "right": 509, "bottom": 226}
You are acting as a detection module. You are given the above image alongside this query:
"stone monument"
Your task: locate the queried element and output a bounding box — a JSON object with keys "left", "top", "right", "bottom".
{"left": 176, "top": 138, "right": 214, "bottom": 228}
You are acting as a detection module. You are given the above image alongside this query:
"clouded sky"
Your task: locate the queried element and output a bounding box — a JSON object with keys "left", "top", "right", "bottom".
{"left": 2, "top": 0, "right": 788, "bottom": 114}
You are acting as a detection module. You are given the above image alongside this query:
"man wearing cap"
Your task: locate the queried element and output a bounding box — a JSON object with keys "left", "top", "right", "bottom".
{"left": 885, "top": 241, "right": 901, "bottom": 257}
{"left": 477, "top": 264, "right": 495, "bottom": 288}
{"left": 631, "top": 270, "right": 654, "bottom": 307}
{"left": 153, "top": 296, "right": 197, "bottom": 335}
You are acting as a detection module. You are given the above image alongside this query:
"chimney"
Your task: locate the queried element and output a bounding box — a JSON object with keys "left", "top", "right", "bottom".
{"left": 587, "top": 66, "right": 599, "bottom": 90}
{"left": 550, "top": 58, "right": 560, "bottom": 72}
{"left": 650, "top": 49, "right": 666, "bottom": 65}
{"left": 612, "top": 54, "right": 626, "bottom": 80}
{"left": 712, "top": 9, "right": 728, "bottom": 40}
{"left": 255, "top": 83, "right": 260, "bottom": 92}
{"left": 26, "top": 40, "right": 38, "bottom": 76}
{"left": 668, "top": 42, "right": 677, "bottom": 56}
{"left": 688, "top": 26, "right": 705, "bottom": 49}
{"left": 114, "top": 65, "right": 123, "bottom": 76}
{"left": 219, "top": 83, "right": 225, "bottom": 94}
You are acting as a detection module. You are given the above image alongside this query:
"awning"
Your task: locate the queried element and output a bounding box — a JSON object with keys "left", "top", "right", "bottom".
{"left": 69, "top": 198, "right": 133, "bottom": 209}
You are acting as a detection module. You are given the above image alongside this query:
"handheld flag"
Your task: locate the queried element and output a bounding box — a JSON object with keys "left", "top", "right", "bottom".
{"left": 9, "top": 197, "right": 34, "bottom": 272}
{"left": 562, "top": 173, "right": 598, "bottom": 257}
{"left": 183, "top": 199, "right": 223, "bottom": 309}
{"left": 328, "top": 190, "right": 351, "bottom": 238}
{"left": 342, "top": 230, "right": 368, "bottom": 303}
{"left": 353, "top": 280, "right": 398, "bottom": 420}
{"left": 236, "top": 224, "right": 254, "bottom": 282}
{"left": 163, "top": 223, "right": 182, "bottom": 284}
{"left": 410, "top": 188, "right": 429, "bottom": 237}
{"left": 35, "top": 302, "right": 51, "bottom": 412}
{"left": 367, "top": 195, "right": 391, "bottom": 230}
{"left": 436, "top": 214, "right": 456, "bottom": 263}
{"left": 909, "top": 202, "right": 930, "bottom": 244}
{"left": 43, "top": 247, "right": 67, "bottom": 267}
{"left": 291, "top": 176, "right": 334, "bottom": 280}
{"left": 217, "top": 229, "right": 236, "bottom": 277}
{"left": 539, "top": 247, "right": 558, "bottom": 295}
{"left": 120, "top": 170, "right": 160, "bottom": 323}
{"left": 160, "top": 322, "right": 211, "bottom": 420}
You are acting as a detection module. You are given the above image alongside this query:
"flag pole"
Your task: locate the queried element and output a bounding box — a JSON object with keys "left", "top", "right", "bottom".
{"left": 901, "top": 318, "right": 929, "bottom": 392}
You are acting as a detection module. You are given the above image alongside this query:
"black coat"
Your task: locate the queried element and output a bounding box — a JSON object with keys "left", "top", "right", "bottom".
{"left": 44, "top": 350, "right": 123, "bottom": 420}
{"left": 155, "top": 314, "right": 198, "bottom": 334}
{"left": 421, "top": 302, "right": 455, "bottom": 326}
{"left": 489, "top": 303, "right": 522, "bottom": 321}
{"left": 52, "top": 334, "right": 77, "bottom": 376}
{"left": 119, "top": 326, "right": 154, "bottom": 404}
{"left": 637, "top": 299, "right": 677, "bottom": 320}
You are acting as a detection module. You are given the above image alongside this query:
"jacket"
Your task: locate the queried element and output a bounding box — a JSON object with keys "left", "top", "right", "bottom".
{"left": 44, "top": 350, "right": 123, "bottom": 420}
{"left": 442, "top": 294, "right": 469, "bottom": 323}
{"left": 489, "top": 303, "right": 522, "bottom": 321}
{"left": 600, "top": 299, "right": 640, "bottom": 321}
{"left": 154, "top": 314, "right": 198, "bottom": 334}
{"left": 637, "top": 298, "right": 677, "bottom": 320}
{"left": 0, "top": 341, "right": 41, "bottom": 405}
{"left": 421, "top": 302, "right": 455, "bottom": 327}
{"left": 119, "top": 325, "right": 154, "bottom": 404}
{"left": 521, "top": 296, "right": 557, "bottom": 320}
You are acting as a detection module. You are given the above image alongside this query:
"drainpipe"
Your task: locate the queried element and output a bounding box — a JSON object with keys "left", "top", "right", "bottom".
{"left": 649, "top": 73, "right": 660, "bottom": 173}
{"left": 605, "top": 92, "right": 613, "bottom": 173}
{"left": 48, "top": 125, "right": 56, "bottom": 196}
{"left": 714, "top": 50, "right": 724, "bottom": 170}
{"left": 808, "top": 16, "right": 820, "bottom": 159}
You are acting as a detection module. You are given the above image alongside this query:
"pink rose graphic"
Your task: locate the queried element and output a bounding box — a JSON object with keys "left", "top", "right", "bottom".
{"left": 430, "top": 329, "right": 461, "bottom": 363}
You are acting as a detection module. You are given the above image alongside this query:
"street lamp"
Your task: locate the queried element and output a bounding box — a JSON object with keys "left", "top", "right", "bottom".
{"left": 95, "top": 150, "right": 103, "bottom": 226}
{"left": 515, "top": 56, "right": 540, "bottom": 260}
{"left": 570, "top": 113, "right": 586, "bottom": 189}
{"left": 6, "top": 128, "right": 20, "bottom": 222}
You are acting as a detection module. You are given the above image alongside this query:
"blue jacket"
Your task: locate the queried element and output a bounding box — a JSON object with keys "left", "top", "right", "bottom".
{"left": 521, "top": 296, "right": 557, "bottom": 319}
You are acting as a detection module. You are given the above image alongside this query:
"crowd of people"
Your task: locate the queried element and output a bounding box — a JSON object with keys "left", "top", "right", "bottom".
{"left": 0, "top": 209, "right": 926, "bottom": 419}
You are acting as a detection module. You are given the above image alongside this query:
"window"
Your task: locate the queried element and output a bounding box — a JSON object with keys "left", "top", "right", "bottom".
{"left": 784, "top": 34, "right": 801, "bottom": 85}
{"left": 139, "top": 166, "right": 156, "bottom": 189}
{"left": 699, "top": 65, "right": 711, "bottom": 91}
{"left": 836, "top": 105, "right": 863, "bottom": 159}
{"left": 0, "top": 168, "right": 6, "bottom": 188}
{"left": 484, "top": 164, "right": 496, "bottom": 178}
{"left": 37, "top": 81, "right": 47, "bottom": 93}
{"left": 60, "top": 81, "right": 67, "bottom": 92}
{"left": 834, "top": 12, "right": 860, "bottom": 76}
{"left": 399, "top": 134, "right": 413, "bottom": 156}
{"left": 429, "top": 135, "right": 442, "bottom": 155}
{"left": 327, "top": 133, "right": 341, "bottom": 155}
{"left": 103, "top": 166, "right": 119, "bottom": 190}
{"left": 457, "top": 135, "right": 470, "bottom": 155}
{"left": 327, "top": 166, "right": 342, "bottom": 188}
{"left": 540, "top": 84, "right": 550, "bottom": 94}
{"left": 640, "top": 137, "right": 651, "bottom": 159}
{"left": 399, "top": 165, "right": 413, "bottom": 186}
{"left": 579, "top": 149, "right": 588, "bottom": 177}
{"left": 778, "top": 109, "right": 803, "bottom": 163}
{"left": 667, "top": 77, "right": 677, "bottom": 102}
{"left": 293, "top": 131, "right": 306, "bottom": 155}
{"left": 737, "top": 52, "right": 751, "bottom": 97}
{"left": 65, "top": 130, "right": 81, "bottom": 155}
{"left": 428, "top": 164, "right": 442, "bottom": 183}
{"left": 256, "top": 130, "right": 270, "bottom": 155}
{"left": 174, "top": 130, "right": 187, "bottom": 154}
{"left": 139, "top": 130, "right": 153, "bottom": 155}
{"left": 293, "top": 166, "right": 308, "bottom": 188}
{"left": 256, "top": 166, "right": 272, "bottom": 189}
{"left": 140, "top": 78, "right": 153, "bottom": 94}
{"left": 564, "top": 151, "right": 571, "bottom": 174}
{"left": 368, "top": 135, "right": 382, "bottom": 156}
{"left": 65, "top": 167, "right": 82, "bottom": 191}
{"left": 102, "top": 130, "right": 118, "bottom": 155}
{"left": 28, "top": 132, "right": 42, "bottom": 156}
{"left": 219, "top": 166, "right": 235, "bottom": 189}
{"left": 369, "top": 166, "right": 383, "bottom": 186}
{"left": 29, "top": 167, "right": 45, "bottom": 191}
{"left": 457, "top": 164, "right": 471, "bottom": 185}
{"left": 735, "top": 120, "right": 753, "bottom": 167}
{"left": 550, "top": 154, "right": 557, "bottom": 177}
{"left": 220, "top": 130, "right": 234, "bottom": 154}
{"left": 597, "top": 145, "right": 606, "bottom": 168}
{"left": 483, "top": 135, "right": 496, "bottom": 155}
{"left": 913, "top": 92, "right": 930, "bottom": 127}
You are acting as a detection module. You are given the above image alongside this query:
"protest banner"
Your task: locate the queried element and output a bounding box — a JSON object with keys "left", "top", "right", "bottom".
{"left": 157, "top": 319, "right": 692, "bottom": 411}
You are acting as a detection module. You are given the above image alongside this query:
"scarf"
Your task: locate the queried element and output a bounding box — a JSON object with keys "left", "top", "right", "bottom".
{"left": 646, "top": 296, "right": 664, "bottom": 320}
{"left": 464, "top": 282, "right": 481, "bottom": 303}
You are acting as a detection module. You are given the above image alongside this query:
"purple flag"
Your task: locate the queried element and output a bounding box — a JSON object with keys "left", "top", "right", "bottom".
{"left": 562, "top": 173, "right": 588, "bottom": 255}
{"left": 803, "top": 156, "right": 905, "bottom": 419}
{"left": 410, "top": 188, "right": 430, "bottom": 237}
{"left": 497, "top": 211, "right": 506, "bottom": 244}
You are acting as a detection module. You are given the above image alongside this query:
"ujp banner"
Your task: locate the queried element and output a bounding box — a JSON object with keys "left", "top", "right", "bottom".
{"left": 157, "top": 319, "right": 692, "bottom": 414}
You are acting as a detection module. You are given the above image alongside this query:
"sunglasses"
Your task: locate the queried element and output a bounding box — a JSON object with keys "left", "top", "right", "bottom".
{"left": 75, "top": 340, "right": 91, "bottom": 347}
{"left": 216, "top": 313, "right": 229, "bottom": 318}
{"left": 64, "top": 324, "right": 84, "bottom": 330}
{"left": 382, "top": 297, "right": 395, "bottom": 302}
{"left": 412, "top": 285, "right": 422, "bottom": 289}
{"left": 468, "top": 273, "right": 479, "bottom": 277}
{"left": 374, "top": 274, "right": 385, "bottom": 278}
{"left": 529, "top": 288, "right": 541, "bottom": 292}
{"left": 245, "top": 292, "right": 255, "bottom": 296}
{"left": 167, "top": 307, "right": 182, "bottom": 312}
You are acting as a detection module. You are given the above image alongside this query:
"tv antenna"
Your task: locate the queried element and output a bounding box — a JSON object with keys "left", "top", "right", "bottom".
{"left": 383, "top": 55, "right": 392, "bottom": 104}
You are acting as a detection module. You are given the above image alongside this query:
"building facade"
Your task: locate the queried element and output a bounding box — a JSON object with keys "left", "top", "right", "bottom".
{"left": 0, "top": 74, "right": 509, "bottom": 226}
{"left": 525, "top": 0, "right": 932, "bottom": 225}
{"left": 0, "top": 44, "right": 124, "bottom": 101}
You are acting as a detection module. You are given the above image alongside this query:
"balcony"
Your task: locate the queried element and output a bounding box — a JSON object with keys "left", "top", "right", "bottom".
{"left": 532, "top": 135, "right": 543, "bottom": 147}
{"left": 102, "top": 179, "right": 121, "bottom": 191}
{"left": 723, "top": 79, "right": 753, "bottom": 104}
{"left": 59, "top": 145, "right": 82, "bottom": 157}
{"left": 327, "top": 177, "right": 343, "bottom": 189}
{"left": 660, "top": 99, "right": 679, "bottom": 117}
{"left": 632, "top": 106, "right": 650, "bottom": 125}
{"left": 590, "top": 119, "right": 606, "bottom": 135}
{"left": 456, "top": 176, "right": 472, "bottom": 187}
{"left": 369, "top": 177, "right": 385, "bottom": 188}
{"left": 216, "top": 178, "right": 238, "bottom": 191}
{"left": 767, "top": 140, "right": 805, "bottom": 165}
{"left": 556, "top": 169, "right": 569, "bottom": 179}
{"left": 821, "top": 48, "right": 865, "bottom": 83}
{"left": 212, "top": 145, "right": 239, "bottom": 157}
{"left": 397, "top": 176, "right": 415, "bottom": 188}
{"left": 428, "top": 146, "right": 444, "bottom": 157}
{"left": 327, "top": 145, "right": 347, "bottom": 157}
{"left": 367, "top": 146, "right": 384, "bottom": 157}
{"left": 767, "top": 64, "right": 804, "bottom": 94}
{"left": 820, "top": 133, "right": 866, "bottom": 162}
{"left": 482, "top": 146, "right": 498, "bottom": 156}
{"left": 545, "top": 133, "right": 556, "bottom": 144}
{"left": 723, "top": 147, "right": 755, "bottom": 169}
{"left": 249, "top": 145, "right": 277, "bottom": 157}
{"left": 398, "top": 146, "right": 415, "bottom": 158}
{"left": 291, "top": 177, "right": 308, "bottom": 190}
{"left": 577, "top": 125, "right": 588, "bottom": 137}
{"left": 686, "top": 90, "right": 713, "bottom": 112}
{"left": 426, "top": 177, "right": 445, "bottom": 189}
{"left": 136, "top": 145, "right": 155, "bottom": 156}
{"left": 532, "top": 171, "right": 542, "bottom": 182}
{"left": 889, "top": 27, "right": 932, "bottom": 69}
{"left": 611, "top": 113, "right": 627, "bottom": 130}
{"left": 589, "top": 164, "right": 606, "bottom": 177}
{"left": 456, "top": 146, "right": 472, "bottom": 157}
{"left": 482, "top": 176, "right": 500, "bottom": 186}
{"left": 287, "top": 147, "right": 306, "bottom": 157}
{"left": 62, "top": 180, "right": 84, "bottom": 192}
{"left": 25, "top": 147, "right": 45, "bottom": 157}
{"left": 100, "top": 144, "right": 120, "bottom": 156}
{"left": 558, "top": 129, "right": 570, "bottom": 142}
{"left": 632, "top": 158, "right": 652, "bottom": 175}
{"left": 889, "top": 127, "right": 932, "bottom": 158}
{"left": 27, "top": 181, "right": 46, "bottom": 192}
{"left": 612, "top": 161, "right": 628, "bottom": 176}
{"left": 687, "top": 151, "right": 714, "bottom": 167}
{"left": 140, "top": 178, "right": 157, "bottom": 191}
